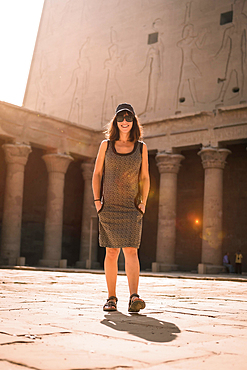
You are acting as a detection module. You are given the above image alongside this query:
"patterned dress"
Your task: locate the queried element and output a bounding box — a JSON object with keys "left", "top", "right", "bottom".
{"left": 98, "top": 140, "right": 144, "bottom": 248}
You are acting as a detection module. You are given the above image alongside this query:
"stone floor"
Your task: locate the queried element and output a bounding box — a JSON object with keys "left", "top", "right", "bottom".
{"left": 0, "top": 268, "right": 246, "bottom": 370}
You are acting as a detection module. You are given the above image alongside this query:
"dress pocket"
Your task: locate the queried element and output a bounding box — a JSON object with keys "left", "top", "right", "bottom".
{"left": 134, "top": 202, "right": 144, "bottom": 215}
{"left": 97, "top": 203, "right": 104, "bottom": 214}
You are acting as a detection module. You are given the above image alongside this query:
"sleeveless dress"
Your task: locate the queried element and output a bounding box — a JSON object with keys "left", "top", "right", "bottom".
{"left": 98, "top": 140, "right": 144, "bottom": 248}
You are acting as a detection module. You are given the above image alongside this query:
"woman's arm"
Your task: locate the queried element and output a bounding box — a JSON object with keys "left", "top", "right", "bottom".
{"left": 138, "top": 143, "right": 150, "bottom": 214}
{"left": 92, "top": 140, "right": 108, "bottom": 213}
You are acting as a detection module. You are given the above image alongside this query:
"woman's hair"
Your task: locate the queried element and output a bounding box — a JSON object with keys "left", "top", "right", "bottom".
{"left": 105, "top": 111, "right": 143, "bottom": 142}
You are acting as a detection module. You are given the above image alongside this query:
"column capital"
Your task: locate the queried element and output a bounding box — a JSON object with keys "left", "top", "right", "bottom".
{"left": 198, "top": 147, "right": 231, "bottom": 169}
{"left": 42, "top": 153, "right": 74, "bottom": 173}
{"left": 2, "top": 143, "right": 32, "bottom": 166}
{"left": 156, "top": 152, "right": 185, "bottom": 174}
{"left": 81, "top": 161, "right": 95, "bottom": 181}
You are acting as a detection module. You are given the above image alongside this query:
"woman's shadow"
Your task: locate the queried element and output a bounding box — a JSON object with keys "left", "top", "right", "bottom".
{"left": 100, "top": 311, "right": 180, "bottom": 343}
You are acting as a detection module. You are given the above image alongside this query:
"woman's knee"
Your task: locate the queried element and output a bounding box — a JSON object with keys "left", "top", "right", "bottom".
{"left": 105, "top": 248, "right": 120, "bottom": 260}
{"left": 123, "top": 247, "right": 138, "bottom": 257}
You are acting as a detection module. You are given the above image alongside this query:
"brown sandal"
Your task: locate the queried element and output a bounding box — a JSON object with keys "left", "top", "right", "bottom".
{"left": 103, "top": 296, "right": 118, "bottom": 311}
{"left": 128, "top": 293, "right": 145, "bottom": 312}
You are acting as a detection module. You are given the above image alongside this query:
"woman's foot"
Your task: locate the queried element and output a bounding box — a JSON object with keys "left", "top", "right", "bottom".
{"left": 103, "top": 296, "right": 118, "bottom": 311}
{"left": 128, "top": 293, "right": 145, "bottom": 312}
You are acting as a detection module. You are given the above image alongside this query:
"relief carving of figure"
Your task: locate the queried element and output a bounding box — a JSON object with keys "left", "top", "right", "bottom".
{"left": 213, "top": 0, "right": 247, "bottom": 102}
{"left": 35, "top": 54, "right": 54, "bottom": 113}
{"left": 176, "top": 23, "right": 208, "bottom": 107}
{"left": 139, "top": 18, "right": 164, "bottom": 115}
{"left": 66, "top": 38, "right": 91, "bottom": 124}
{"left": 101, "top": 28, "right": 124, "bottom": 126}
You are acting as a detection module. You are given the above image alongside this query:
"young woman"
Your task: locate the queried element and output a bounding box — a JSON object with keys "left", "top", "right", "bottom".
{"left": 92, "top": 103, "right": 150, "bottom": 312}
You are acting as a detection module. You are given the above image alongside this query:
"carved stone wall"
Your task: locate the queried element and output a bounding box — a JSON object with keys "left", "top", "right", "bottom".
{"left": 24, "top": 0, "right": 247, "bottom": 129}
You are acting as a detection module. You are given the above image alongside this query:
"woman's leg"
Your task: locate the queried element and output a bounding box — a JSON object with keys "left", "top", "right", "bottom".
{"left": 123, "top": 247, "right": 140, "bottom": 296}
{"left": 104, "top": 247, "right": 120, "bottom": 298}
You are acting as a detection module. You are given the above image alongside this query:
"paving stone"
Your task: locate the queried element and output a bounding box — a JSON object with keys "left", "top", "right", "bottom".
{"left": 0, "top": 268, "right": 246, "bottom": 370}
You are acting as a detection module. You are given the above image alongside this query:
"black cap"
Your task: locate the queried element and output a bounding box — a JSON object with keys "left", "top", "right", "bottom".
{"left": 115, "top": 103, "right": 135, "bottom": 116}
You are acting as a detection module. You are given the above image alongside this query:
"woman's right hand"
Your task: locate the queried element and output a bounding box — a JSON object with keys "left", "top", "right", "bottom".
{"left": 95, "top": 200, "right": 103, "bottom": 213}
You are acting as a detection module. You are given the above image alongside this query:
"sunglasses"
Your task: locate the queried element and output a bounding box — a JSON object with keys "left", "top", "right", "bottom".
{"left": 116, "top": 115, "right": 133, "bottom": 122}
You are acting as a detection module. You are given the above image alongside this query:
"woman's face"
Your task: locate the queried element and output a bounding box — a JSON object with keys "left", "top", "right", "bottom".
{"left": 116, "top": 112, "right": 133, "bottom": 136}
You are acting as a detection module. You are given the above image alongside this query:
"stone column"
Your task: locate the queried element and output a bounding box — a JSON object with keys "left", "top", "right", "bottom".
{"left": 152, "top": 152, "right": 184, "bottom": 272}
{"left": 40, "top": 153, "right": 73, "bottom": 268}
{"left": 0, "top": 144, "right": 32, "bottom": 265}
{"left": 76, "top": 162, "right": 100, "bottom": 269}
{"left": 198, "top": 147, "right": 231, "bottom": 274}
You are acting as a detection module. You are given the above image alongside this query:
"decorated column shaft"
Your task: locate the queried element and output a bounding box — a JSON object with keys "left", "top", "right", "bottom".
{"left": 153, "top": 152, "right": 184, "bottom": 271}
{"left": 40, "top": 153, "right": 73, "bottom": 267}
{"left": 1, "top": 144, "right": 32, "bottom": 265}
{"left": 198, "top": 147, "right": 231, "bottom": 265}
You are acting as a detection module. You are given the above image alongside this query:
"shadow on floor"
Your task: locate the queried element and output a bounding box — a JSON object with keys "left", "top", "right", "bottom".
{"left": 100, "top": 311, "right": 180, "bottom": 343}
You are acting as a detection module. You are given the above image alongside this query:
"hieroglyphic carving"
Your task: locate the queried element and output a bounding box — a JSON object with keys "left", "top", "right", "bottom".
{"left": 139, "top": 18, "right": 164, "bottom": 115}
{"left": 35, "top": 54, "right": 54, "bottom": 113}
{"left": 213, "top": 0, "right": 247, "bottom": 102}
{"left": 176, "top": 2, "right": 208, "bottom": 108}
{"left": 182, "top": 1, "right": 192, "bottom": 26}
{"left": 66, "top": 38, "right": 91, "bottom": 124}
{"left": 101, "top": 28, "right": 124, "bottom": 125}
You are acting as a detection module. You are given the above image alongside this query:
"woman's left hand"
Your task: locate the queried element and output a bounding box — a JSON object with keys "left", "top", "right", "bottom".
{"left": 138, "top": 203, "right": 146, "bottom": 214}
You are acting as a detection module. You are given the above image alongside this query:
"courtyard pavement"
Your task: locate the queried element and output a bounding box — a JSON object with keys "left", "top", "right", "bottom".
{"left": 0, "top": 267, "right": 246, "bottom": 370}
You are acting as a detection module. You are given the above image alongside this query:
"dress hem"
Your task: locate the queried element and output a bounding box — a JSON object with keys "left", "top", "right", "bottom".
{"left": 99, "top": 245, "right": 140, "bottom": 249}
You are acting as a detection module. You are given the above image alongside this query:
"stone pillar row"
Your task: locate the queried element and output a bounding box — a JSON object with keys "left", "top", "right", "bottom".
{"left": 0, "top": 143, "right": 231, "bottom": 273}
{"left": 152, "top": 146, "right": 231, "bottom": 274}
{"left": 0, "top": 143, "right": 99, "bottom": 268}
